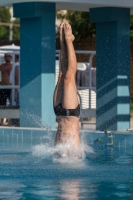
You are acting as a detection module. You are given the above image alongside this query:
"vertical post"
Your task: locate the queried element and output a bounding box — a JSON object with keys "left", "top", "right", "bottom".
{"left": 90, "top": 7, "right": 130, "bottom": 130}
{"left": 13, "top": 2, "right": 56, "bottom": 128}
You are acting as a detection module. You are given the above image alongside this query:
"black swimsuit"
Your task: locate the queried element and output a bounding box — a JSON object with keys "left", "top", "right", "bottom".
{"left": 54, "top": 103, "right": 80, "bottom": 117}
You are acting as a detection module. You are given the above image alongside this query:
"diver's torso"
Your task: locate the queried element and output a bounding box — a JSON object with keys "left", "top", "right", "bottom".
{"left": 55, "top": 116, "right": 80, "bottom": 146}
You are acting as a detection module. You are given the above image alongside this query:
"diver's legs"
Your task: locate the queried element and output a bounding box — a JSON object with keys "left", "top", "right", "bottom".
{"left": 53, "top": 22, "right": 68, "bottom": 107}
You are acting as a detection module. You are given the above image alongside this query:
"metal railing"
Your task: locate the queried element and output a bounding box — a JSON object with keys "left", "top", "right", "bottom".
{"left": 0, "top": 49, "right": 96, "bottom": 127}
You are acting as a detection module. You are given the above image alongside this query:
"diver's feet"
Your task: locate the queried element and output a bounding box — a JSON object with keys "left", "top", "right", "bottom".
{"left": 64, "top": 22, "right": 75, "bottom": 43}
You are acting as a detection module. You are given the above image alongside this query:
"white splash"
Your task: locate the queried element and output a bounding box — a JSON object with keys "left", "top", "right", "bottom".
{"left": 32, "top": 132, "right": 93, "bottom": 163}
{"left": 21, "top": 113, "right": 94, "bottom": 163}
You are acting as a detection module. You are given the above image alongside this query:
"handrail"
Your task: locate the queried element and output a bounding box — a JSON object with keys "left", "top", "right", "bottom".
{"left": 0, "top": 105, "right": 20, "bottom": 109}
{"left": 56, "top": 49, "right": 96, "bottom": 54}
{"left": 0, "top": 85, "right": 19, "bottom": 89}
{"left": 0, "top": 49, "right": 96, "bottom": 127}
{"left": 77, "top": 86, "right": 96, "bottom": 90}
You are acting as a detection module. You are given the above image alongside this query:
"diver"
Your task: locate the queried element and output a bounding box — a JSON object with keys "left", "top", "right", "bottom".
{"left": 53, "top": 22, "right": 80, "bottom": 157}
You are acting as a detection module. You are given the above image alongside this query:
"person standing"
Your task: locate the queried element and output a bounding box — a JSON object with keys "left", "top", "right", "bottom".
{"left": 0, "top": 53, "right": 12, "bottom": 125}
{"left": 9, "top": 54, "right": 19, "bottom": 105}
{"left": 14, "top": 55, "right": 19, "bottom": 105}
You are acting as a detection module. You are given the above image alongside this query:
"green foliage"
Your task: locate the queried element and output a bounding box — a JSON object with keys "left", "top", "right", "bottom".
{"left": 13, "top": 18, "right": 20, "bottom": 40}
{"left": 0, "top": 7, "right": 11, "bottom": 41}
{"left": 0, "top": 7, "right": 10, "bottom": 22}
{"left": 130, "top": 15, "right": 133, "bottom": 37}
{"left": 56, "top": 11, "right": 95, "bottom": 43}
{"left": 131, "top": 103, "right": 133, "bottom": 113}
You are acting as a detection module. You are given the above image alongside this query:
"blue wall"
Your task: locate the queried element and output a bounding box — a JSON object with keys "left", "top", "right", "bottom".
{"left": 13, "top": 2, "right": 56, "bottom": 128}
{"left": 90, "top": 7, "right": 130, "bottom": 130}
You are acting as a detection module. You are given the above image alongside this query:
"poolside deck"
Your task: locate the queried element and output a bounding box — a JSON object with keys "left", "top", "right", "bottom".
{"left": 56, "top": 116, "right": 133, "bottom": 132}
{"left": 80, "top": 115, "right": 133, "bottom": 131}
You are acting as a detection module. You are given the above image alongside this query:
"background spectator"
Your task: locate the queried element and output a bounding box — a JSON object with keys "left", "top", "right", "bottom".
{"left": 0, "top": 53, "right": 12, "bottom": 125}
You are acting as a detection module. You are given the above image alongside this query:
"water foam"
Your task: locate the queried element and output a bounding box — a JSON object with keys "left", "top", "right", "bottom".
{"left": 23, "top": 113, "right": 94, "bottom": 163}
{"left": 32, "top": 130, "right": 93, "bottom": 163}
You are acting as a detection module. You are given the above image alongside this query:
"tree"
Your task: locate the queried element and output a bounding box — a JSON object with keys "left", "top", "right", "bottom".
{"left": 0, "top": 7, "right": 11, "bottom": 41}
{"left": 13, "top": 18, "right": 20, "bottom": 40}
{"left": 130, "top": 15, "right": 133, "bottom": 38}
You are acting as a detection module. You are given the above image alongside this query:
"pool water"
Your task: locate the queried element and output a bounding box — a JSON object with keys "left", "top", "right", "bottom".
{"left": 0, "top": 128, "right": 133, "bottom": 199}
